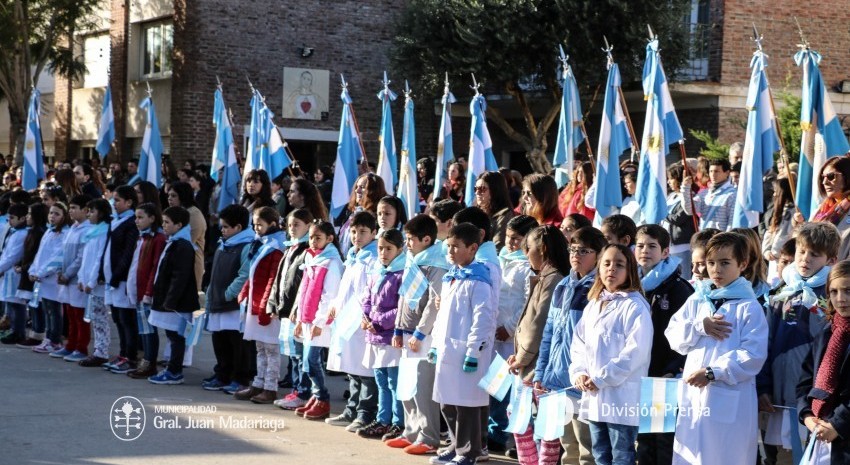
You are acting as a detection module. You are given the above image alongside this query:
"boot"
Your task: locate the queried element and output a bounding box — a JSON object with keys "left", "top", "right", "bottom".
{"left": 294, "top": 396, "right": 317, "bottom": 416}
{"left": 250, "top": 389, "right": 278, "bottom": 404}
{"left": 233, "top": 386, "right": 263, "bottom": 401}
{"left": 303, "top": 399, "right": 331, "bottom": 420}
{"left": 128, "top": 360, "right": 157, "bottom": 379}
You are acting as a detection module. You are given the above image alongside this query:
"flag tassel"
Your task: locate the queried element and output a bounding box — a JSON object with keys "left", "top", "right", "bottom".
{"left": 678, "top": 141, "right": 700, "bottom": 232}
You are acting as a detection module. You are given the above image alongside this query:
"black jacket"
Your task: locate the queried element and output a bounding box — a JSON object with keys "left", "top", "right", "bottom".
{"left": 664, "top": 196, "right": 696, "bottom": 246}
{"left": 206, "top": 241, "right": 249, "bottom": 313}
{"left": 152, "top": 239, "right": 199, "bottom": 313}
{"left": 797, "top": 323, "right": 850, "bottom": 461}
{"left": 267, "top": 242, "right": 309, "bottom": 318}
{"left": 100, "top": 215, "right": 140, "bottom": 288}
{"left": 645, "top": 269, "right": 693, "bottom": 377}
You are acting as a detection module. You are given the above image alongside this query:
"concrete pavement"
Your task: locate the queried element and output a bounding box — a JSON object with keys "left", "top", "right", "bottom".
{"left": 0, "top": 327, "right": 515, "bottom": 465}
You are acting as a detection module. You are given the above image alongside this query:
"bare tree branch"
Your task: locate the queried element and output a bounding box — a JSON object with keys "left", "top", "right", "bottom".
{"left": 486, "top": 105, "right": 532, "bottom": 150}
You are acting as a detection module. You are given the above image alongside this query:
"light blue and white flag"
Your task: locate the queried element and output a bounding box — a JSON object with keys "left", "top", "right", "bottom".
{"left": 279, "top": 319, "right": 297, "bottom": 356}
{"left": 433, "top": 76, "right": 456, "bottom": 201}
{"left": 505, "top": 378, "right": 534, "bottom": 434}
{"left": 732, "top": 48, "right": 779, "bottom": 228}
{"left": 22, "top": 89, "right": 45, "bottom": 191}
{"left": 398, "top": 81, "right": 419, "bottom": 219}
{"left": 183, "top": 313, "right": 205, "bottom": 347}
{"left": 376, "top": 71, "right": 398, "bottom": 192}
{"left": 265, "top": 111, "right": 293, "bottom": 181}
{"left": 96, "top": 85, "right": 116, "bottom": 160}
{"left": 794, "top": 47, "right": 850, "bottom": 219}
{"left": 593, "top": 58, "right": 633, "bottom": 219}
{"left": 534, "top": 390, "right": 569, "bottom": 440}
{"left": 399, "top": 257, "right": 428, "bottom": 312}
{"left": 245, "top": 88, "right": 271, "bottom": 182}
{"left": 553, "top": 45, "right": 585, "bottom": 188}
{"left": 638, "top": 377, "right": 680, "bottom": 434}
{"left": 635, "top": 37, "right": 684, "bottom": 225}
{"left": 331, "top": 75, "right": 365, "bottom": 218}
{"left": 465, "top": 83, "right": 499, "bottom": 206}
{"left": 211, "top": 88, "right": 240, "bottom": 212}
{"left": 477, "top": 352, "right": 512, "bottom": 401}
{"left": 138, "top": 96, "right": 164, "bottom": 188}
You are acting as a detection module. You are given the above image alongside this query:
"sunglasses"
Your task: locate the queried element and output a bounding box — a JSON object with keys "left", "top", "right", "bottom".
{"left": 474, "top": 185, "right": 488, "bottom": 193}
{"left": 823, "top": 172, "right": 842, "bottom": 182}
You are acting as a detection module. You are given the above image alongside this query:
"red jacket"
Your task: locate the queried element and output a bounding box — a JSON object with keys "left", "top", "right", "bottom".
{"left": 239, "top": 250, "right": 283, "bottom": 323}
{"left": 136, "top": 232, "right": 166, "bottom": 299}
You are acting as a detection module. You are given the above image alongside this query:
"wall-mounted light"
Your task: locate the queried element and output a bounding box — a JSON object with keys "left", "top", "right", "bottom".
{"left": 299, "top": 45, "right": 314, "bottom": 58}
{"left": 840, "top": 80, "right": 850, "bottom": 93}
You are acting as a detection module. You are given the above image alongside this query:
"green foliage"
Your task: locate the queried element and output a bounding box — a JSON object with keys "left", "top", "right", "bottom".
{"left": 689, "top": 129, "right": 730, "bottom": 160}
{"left": 775, "top": 92, "right": 802, "bottom": 163}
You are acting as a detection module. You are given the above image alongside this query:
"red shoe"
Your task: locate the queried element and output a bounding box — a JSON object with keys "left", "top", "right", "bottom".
{"left": 403, "top": 443, "right": 437, "bottom": 455}
{"left": 302, "top": 400, "right": 330, "bottom": 420}
{"left": 385, "top": 437, "right": 412, "bottom": 448}
{"left": 294, "top": 396, "right": 317, "bottom": 416}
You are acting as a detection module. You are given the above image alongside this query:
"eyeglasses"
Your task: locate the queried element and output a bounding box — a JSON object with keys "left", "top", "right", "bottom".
{"left": 474, "top": 185, "right": 488, "bottom": 193}
{"left": 569, "top": 247, "right": 596, "bottom": 257}
{"left": 823, "top": 172, "right": 842, "bottom": 182}
{"left": 521, "top": 190, "right": 532, "bottom": 196}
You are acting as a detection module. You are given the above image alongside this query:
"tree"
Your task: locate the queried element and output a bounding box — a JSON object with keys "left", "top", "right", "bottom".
{"left": 391, "top": 0, "right": 692, "bottom": 173}
{"left": 0, "top": 0, "right": 102, "bottom": 162}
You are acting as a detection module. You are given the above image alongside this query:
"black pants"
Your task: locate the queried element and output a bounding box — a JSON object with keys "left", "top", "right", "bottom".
{"left": 637, "top": 432, "right": 675, "bottom": 465}
{"left": 165, "top": 330, "right": 186, "bottom": 374}
{"left": 111, "top": 306, "right": 138, "bottom": 361}
{"left": 441, "top": 404, "right": 485, "bottom": 459}
{"left": 211, "top": 329, "right": 256, "bottom": 385}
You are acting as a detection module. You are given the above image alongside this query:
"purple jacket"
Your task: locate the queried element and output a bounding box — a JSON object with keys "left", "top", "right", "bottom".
{"left": 362, "top": 270, "right": 403, "bottom": 346}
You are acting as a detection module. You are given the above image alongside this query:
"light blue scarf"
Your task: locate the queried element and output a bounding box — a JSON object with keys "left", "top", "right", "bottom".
{"left": 282, "top": 233, "right": 309, "bottom": 248}
{"left": 693, "top": 276, "right": 756, "bottom": 314}
{"left": 641, "top": 256, "right": 681, "bottom": 292}
{"left": 498, "top": 246, "right": 528, "bottom": 268}
{"left": 83, "top": 222, "right": 109, "bottom": 242}
{"left": 219, "top": 228, "right": 255, "bottom": 250}
{"left": 476, "top": 241, "right": 500, "bottom": 268}
{"left": 443, "top": 261, "right": 492, "bottom": 286}
{"left": 371, "top": 252, "right": 406, "bottom": 293}
{"left": 303, "top": 243, "right": 342, "bottom": 269}
{"left": 771, "top": 265, "right": 830, "bottom": 313}
{"left": 250, "top": 230, "right": 286, "bottom": 268}
{"left": 412, "top": 241, "right": 451, "bottom": 270}
{"left": 344, "top": 239, "right": 378, "bottom": 267}
{"left": 168, "top": 225, "right": 195, "bottom": 249}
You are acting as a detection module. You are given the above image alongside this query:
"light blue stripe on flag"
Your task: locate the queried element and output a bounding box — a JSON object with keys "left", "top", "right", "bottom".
{"left": 533, "top": 390, "right": 568, "bottom": 440}
{"left": 399, "top": 257, "right": 428, "bottom": 312}
{"left": 183, "top": 313, "right": 204, "bottom": 347}
{"left": 279, "top": 319, "right": 297, "bottom": 356}
{"left": 638, "top": 377, "right": 680, "bottom": 433}
{"left": 301, "top": 339, "right": 311, "bottom": 373}
{"left": 477, "top": 352, "right": 512, "bottom": 401}
{"left": 505, "top": 379, "right": 533, "bottom": 434}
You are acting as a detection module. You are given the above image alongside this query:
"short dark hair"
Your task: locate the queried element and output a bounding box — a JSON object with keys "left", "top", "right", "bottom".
{"left": 350, "top": 210, "right": 378, "bottom": 231}
{"left": 709, "top": 158, "right": 731, "bottom": 172}
{"left": 219, "top": 204, "right": 249, "bottom": 230}
{"left": 636, "top": 224, "right": 671, "bottom": 250}
{"left": 705, "top": 232, "right": 748, "bottom": 265}
{"left": 8, "top": 203, "right": 28, "bottom": 219}
{"left": 136, "top": 202, "right": 162, "bottom": 230}
{"left": 69, "top": 194, "right": 92, "bottom": 209}
{"left": 779, "top": 237, "right": 796, "bottom": 257}
{"left": 9, "top": 190, "right": 31, "bottom": 205}
{"left": 403, "top": 214, "right": 438, "bottom": 243}
{"left": 430, "top": 199, "right": 463, "bottom": 223}
{"left": 253, "top": 206, "right": 281, "bottom": 227}
{"left": 601, "top": 214, "right": 637, "bottom": 245}
{"left": 506, "top": 214, "right": 538, "bottom": 237}
{"left": 731, "top": 162, "right": 742, "bottom": 173}
{"left": 377, "top": 228, "right": 404, "bottom": 249}
{"left": 453, "top": 207, "right": 491, "bottom": 239}
{"left": 163, "top": 206, "right": 190, "bottom": 229}
{"left": 448, "top": 222, "right": 482, "bottom": 247}
{"left": 690, "top": 228, "right": 721, "bottom": 250}
{"left": 86, "top": 199, "right": 113, "bottom": 223}
{"left": 570, "top": 226, "right": 606, "bottom": 253}
{"left": 114, "top": 185, "right": 137, "bottom": 208}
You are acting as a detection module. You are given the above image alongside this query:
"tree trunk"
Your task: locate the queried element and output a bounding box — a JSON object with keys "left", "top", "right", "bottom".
{"left": 10, "top": 115, "right": 26, "bottom": 166}
{"left": 526, "top": 145, "right": 552, "bottom": 174}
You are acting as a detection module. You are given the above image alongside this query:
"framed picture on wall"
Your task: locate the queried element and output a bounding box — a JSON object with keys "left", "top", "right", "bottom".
{"left": 282, "top": 67, "right": 329, "bottom": 120}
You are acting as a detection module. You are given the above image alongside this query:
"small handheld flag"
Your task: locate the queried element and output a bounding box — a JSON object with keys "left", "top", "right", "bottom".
{"left": 279, "top": 319, "right": 297, "bottom": 356}
{"left": 533, "top": 390, "right": 569, "bottom": 441}
{"left": 477, "top": 352, "right": 512, "bottom": 401}
{"left": 505, "top": 379, "right": 534, "bottom": 434}
{"left": 638, "top": 377, "right": 680, "bottom": 434}
{"left": 396, "top": 356, "right": 421, "bottom": 401}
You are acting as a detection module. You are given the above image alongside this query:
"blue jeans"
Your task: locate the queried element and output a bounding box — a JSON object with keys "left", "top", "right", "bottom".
{"left": 588, "top": 421, "right": 638, "bottom": 465}
{"left": 41, "top": 299, "right": 63, "bottom": 342}
{"left": 374, "top": 366, "right": 403, "bottom": 427}
{"left": 488, "top": 387, "right": 511, "bottom": 445}
{"left": 306, "top": 345, "right": 329, "bottom": 401}
{"left": 30, "top": 302, "right": 46, "bottom": 334}
{"left": 291, "top": 341, "right": 312, "bottom": 399}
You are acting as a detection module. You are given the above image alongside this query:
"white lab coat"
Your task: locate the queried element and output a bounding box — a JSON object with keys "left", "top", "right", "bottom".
{"left": 0, "top": 228, "right": 26, "bottom": 303}
{"left": 664, "top": 296, "right": 768, "bottom": 465}
{"left": 79, "top": 232, "right": 108, "bottom": 298}
{"left": 569, "top": 291, "right": 653, "bottom": 426}
{"left": 495, "top": 258, "right": 532, "bottom": 358}
{"left": 294, "top": 256, "right": 343, "bottom": 348}
{"left": 431, "top": 276, "right": 497, "bottom": 407}
{"left": 29, "top": 228, "right": 68, "bottom": 302}
{"left": 326, "top": 257, "right": 375, "bottom": 377}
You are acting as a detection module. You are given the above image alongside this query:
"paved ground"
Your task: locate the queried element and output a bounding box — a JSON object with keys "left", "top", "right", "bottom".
{"left": 0, "top": 325, "right": 515, "bottom": 465}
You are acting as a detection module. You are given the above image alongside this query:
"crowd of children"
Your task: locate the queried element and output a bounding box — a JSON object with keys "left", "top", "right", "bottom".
{"left": 2, "top": 183, "right": 849, "bottom": 465}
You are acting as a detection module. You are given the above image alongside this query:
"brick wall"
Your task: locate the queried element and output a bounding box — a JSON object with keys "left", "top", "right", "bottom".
{"left": 108, "top": 0, "right": 130, "bottom": 163}
{"left": 52, "top": 34, "right": 72, "bottom": 161}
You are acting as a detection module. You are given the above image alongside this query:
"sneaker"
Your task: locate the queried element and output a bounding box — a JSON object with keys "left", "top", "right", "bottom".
{"left": 202, "top": 378, "right": 227, "bottom": 391}
{"left": 345, "top": 419, "right": 367, "bottom": 433}
{"left": 31, "top": 339, "right": 53, "bottom": 353}
{"left": 404, "top": 443, "right": 438, "bottom": 455}
{"left": 357, "top": 421, "right": 390, "bottom": 439}
{"left": 64, "top": 351, "right": 88, "bottom": 362}
{"left": 222, "top": 382, "right": 242, "bottom": 395}
{"left": 148, "top": 370, "right": 185, "bottom": 385}
{"left": 382, "top": 423, "right": 404, "bottom": 442}
{"left": 128, "top": 360, "right": 157, "bottom": 379}
{"left": 202, "top": 374, "right": 218, "bottom": 384}
{"left": 386, "top": 437, "right": 413, "bottom": 448}
{"left": 429, "top": 449, "right": 457, "bottom": 464}
{"left": 16, "top": 337, "right": 42, "bottom": 348}
{"left": 302, "top": 400, "right": 330, "bottom": 420}
{"left": 450, "top": 456, "right": 477, "bottom": 465}
{"left": 102, "top": 356, "right": 124, "bottom": 371}
{"left": 325, "top": 413, "right": 354, "bottom": 426}
{"left": 78, "top": 355, "right": 109, "bottom": 367}
{"left": 504, "top": 448, "right": 517, "bottom": 459}
{"left": 50, "top": 347, "right": 73, "bottom": 358}
{"left": 477, "top": 447, "right": 489, "bottom": 462}
{"left": 110, "top": 358, "right": 137, "bottom": 374}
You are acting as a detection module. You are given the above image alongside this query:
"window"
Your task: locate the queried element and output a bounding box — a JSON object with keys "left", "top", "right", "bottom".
{"left": 83, "top": 33, "right": 110, "bottom": 88}
{"left": 141, "top": 21, "right": 173, "bottom": 78}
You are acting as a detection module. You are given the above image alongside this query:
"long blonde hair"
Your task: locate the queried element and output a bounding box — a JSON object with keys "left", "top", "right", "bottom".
{"left": 588, "top": 244, "right": 643, "bottom": 300}
{"left": 826, "top": 260, "right": 850, "bottom": 321}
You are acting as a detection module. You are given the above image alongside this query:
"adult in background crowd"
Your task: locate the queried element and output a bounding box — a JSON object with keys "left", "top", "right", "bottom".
{"left": 417, "top": 158, "right": 435, "bottom": 206}
{"left": 54, "top": 168, "right": 81, "bottom": 199}
{"left": 662, "top": 162, "right": 697, "bottom": 280}
{"left": 522, "top": 173, "right": 563, "bottom": 227}
{"left": 288, "top": 178, "right": 329, "bottom": 222}
{"left": 134, "top": 180, "right": 161, "bottom": 210}
{"left": 799, "top": 155, "right": 850, "bottom": 260}
{"left": 188, "top": 172, "right": 211, "bottom": 218}
{"left": 761, "top": 177, "right": 795, "bottom": 264}
{"left": 558, "top": 161, "right": 595, "bottom": 222}
{"left": 314, "top": 165, "right": 333, "bottom": 208}
{"left": 167, "top": 181, "right": 207, "bottom": 290}
{"left": 336, "top": 172, "right": 386, "bottom": 258}
{"left": 474, "top": 171, "right": 514, "bottom": 252}
{"left": 240, "top": 169, "right": 276, "bottom": 215}
{"left": 439, "top": 161, "right": 465, "bottom": 203}
{"left": 73, "top": 163, "right": 103, "bottom": 199}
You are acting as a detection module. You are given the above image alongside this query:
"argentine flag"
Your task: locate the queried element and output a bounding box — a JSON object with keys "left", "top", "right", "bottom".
{"left": 22, "top": 89, "right": 45, "bottom": 191}
{"left": 465, "top": 91, "right": 499, "bottom": 206}
{"left": 635, "top": 37, "right": 683, "bottom": 225}
{"left": 265, "top": 112, "right": 293, "bottom": 181}
{"left": 376, "top": 72, "right": 398, "bottom": 193}
{"left": 245, "top": 89, "right": 271, "bottom": 180}
{"left": 211, "top": 89, "right": 240, "bottom": 212}
{"left": 553, "top": 45, "right": 585, "bottom": 188}
{"left": 330, "top": 76, "right": 364, "bottom": 218}
{"left": 433, "top": 79, "right": 456, "bottom": 201}
{"left": 794, "top": 48, "right": 850, "bottom": 219}
{"left": 137, "top": 96, "right": 163, "bottom": 188}
{"left": 638, "top": 377, "right": 680, "bottom": 434}
{"left": 593, "top": 61, "right": 633, "bottom": 220}
{"left": 504, "top": 379, "right": 533, "bottom": 434}
{"left": 477, "top": 353, "right": 512, "bottom": 401}
{"left": 96, "top": 85, "right": 115, "bottom": 160}
{"left": 732, "top": 50, "right": 778, "bottom": 228}
{"left": 534, "top": 390, "right": 569, "bottom": 441}
{"left": 397, "top": 82, "right": 418, "bottom": 219}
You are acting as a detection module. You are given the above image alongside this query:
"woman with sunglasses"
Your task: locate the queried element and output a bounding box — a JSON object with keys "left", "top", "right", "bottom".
{"left": 805, "top": 155, "right": 850, "bottom": 260}
{"left": 473, "top": 171, "right": 514, "bottom": 251}
{"left": 521, "top": 174, "right": 564, "bottom": 227}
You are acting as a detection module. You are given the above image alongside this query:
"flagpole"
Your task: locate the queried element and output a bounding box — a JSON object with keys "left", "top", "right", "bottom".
{"left": 578, "top": 122, "right": 596, "bottom": 173}
{"left": 678, "top": 140, "right": 700, "bottom": 231}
